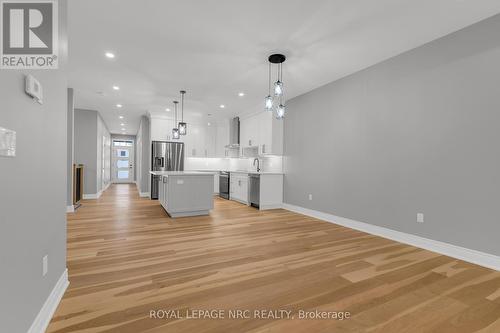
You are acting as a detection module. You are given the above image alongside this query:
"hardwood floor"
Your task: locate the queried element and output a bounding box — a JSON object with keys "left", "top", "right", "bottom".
{"left": 47, "top": 184, "right": 500, "bottom": 333}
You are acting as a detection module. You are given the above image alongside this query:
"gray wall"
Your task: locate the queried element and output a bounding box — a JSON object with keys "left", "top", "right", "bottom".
{"left": 0, "top": 1, "right": 68, "bottom": 332}
{"left": 96, "top": 113, "right": 111, "bottom": 193}
{"left": 67, "top": 88, "right": 74, "bottom": 207}
{"left": 74, "top": 109, "right": 98, "bottom": 195}
{"left": 136, "top": 116, "right": 150, "bottom": 194}
{"left": 284, "top": 14, "right": 500, "bottom": 256}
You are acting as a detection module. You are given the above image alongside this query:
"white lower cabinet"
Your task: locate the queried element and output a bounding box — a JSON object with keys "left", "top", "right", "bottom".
{"left": 214, "top": 174, "right": 219, "bottom": 194}
{"left": 230, "top": 173, "right": 249, "bottom": 204}
{"left": 258, "top": 174, "right": 283, "bottom": 210}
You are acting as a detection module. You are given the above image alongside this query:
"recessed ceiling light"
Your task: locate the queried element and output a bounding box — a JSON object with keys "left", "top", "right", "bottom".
{"left": 119, "top": 116, "right": 124, "bottom": 119}
{"left": 116, "top": 104, "right": 122, "bottom": 108}
{"left": 112, "top": 85, "right": 120, "bottom": 90}
{"left": 165, "top": 108, "right": 171, "bottom": 112}
{"left": 121, "top": 128, "right": 125, "bottom": 131}
{"left": 105, "top": 52, "right": 115, "bottom": 59}
{"left": 207, "top": 122, "right": 211, "bottom": 126}
{"left": 120, "top": 123, "right": 125, "bottom": 126}
{"left": 219, "top": 104, "right": 225, "bottom": 108}
{"left": 238, "top": 92, "right": 245, "bottom": 97}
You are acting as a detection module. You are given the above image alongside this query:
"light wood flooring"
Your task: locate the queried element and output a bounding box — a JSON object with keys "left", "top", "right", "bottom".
{"left": 47, "top": 184, "right": 500, "bottom": 332}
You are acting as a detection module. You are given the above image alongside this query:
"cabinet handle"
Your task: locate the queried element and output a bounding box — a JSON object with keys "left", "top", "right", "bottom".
{"left": 249, "top": 139, "right": 252, "bottom": 146}
{"left": 262, "top": 144, "right": 266, "bottom": 154}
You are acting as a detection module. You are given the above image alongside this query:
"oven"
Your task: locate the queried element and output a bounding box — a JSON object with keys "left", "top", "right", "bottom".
{"left": 219, "top": 171, "right": 230, "bottom": 199}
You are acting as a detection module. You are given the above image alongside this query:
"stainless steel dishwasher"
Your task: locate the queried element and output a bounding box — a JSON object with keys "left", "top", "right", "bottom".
{"left": 249, "top": 173, "right": 260, "bottom": 208}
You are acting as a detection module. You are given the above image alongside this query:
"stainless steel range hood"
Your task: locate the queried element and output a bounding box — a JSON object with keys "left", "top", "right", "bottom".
{"left": 226, "top": 117, "right": 240, "bottom": 148}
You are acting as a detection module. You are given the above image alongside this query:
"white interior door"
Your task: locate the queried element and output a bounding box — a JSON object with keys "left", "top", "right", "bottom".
{"left": 112, "top": 140, "right": 134, "bottom": 183}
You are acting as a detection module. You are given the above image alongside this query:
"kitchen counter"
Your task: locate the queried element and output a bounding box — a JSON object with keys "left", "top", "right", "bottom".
{"left": 230, "top": 171, "right": 284, "bottom": 175}
{"left": 188, "top": 169, "right": 284, "bottom": 175}
{"left": 153, "top": 171, "right": 214, "bottom": 217}
{"left": 150, "top": 171, "right": 216, "bottom": 176}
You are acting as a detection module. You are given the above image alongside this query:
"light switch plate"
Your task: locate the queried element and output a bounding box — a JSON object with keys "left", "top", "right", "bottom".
{"left": 0, "top": 127, "right": 16, "bottom": 157}
{"left": 417, "top": 213, "right": 424, "bottom": 223}
{"left": 177, "top": 179, "right": 184, "bottom": 185}
{"left": 42, "top": 255, "right": 48, "bottom": 276}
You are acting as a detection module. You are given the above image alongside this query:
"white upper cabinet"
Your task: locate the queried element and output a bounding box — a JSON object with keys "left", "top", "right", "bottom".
{"left": 258, "top": 111, "right": 283, "bottom": 155}
{"left": 215, "top": 120, "right": 230, "bottom": 158}
{"left": 150, "top": 116, "right": 176, "bottom": 141}
{"left": 185, "top": 123, "right": 205, "bottom": 157}
{"left": 150, "top": 113, "right": 282, "bottom": 159}
{"left": 205, "top": 125, "right": 216, "bottom": 158}
{"left": 240, "top": 112, "right": 283, "bottom": 156}
{"left": 240, "top": 115, "right": 259, "bottom": 148}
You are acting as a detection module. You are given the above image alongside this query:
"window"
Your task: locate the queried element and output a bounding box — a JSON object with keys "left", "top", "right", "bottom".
{"left": 116, "top": 149, "right": 129, "bottom": 158}
{"left": 113, "top": 140, "right": 133, "bottom": 147}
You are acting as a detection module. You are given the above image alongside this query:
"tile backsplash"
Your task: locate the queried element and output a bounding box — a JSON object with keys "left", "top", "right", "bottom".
{"left": 185, "top": 156, "right": 283, "bottom": 173}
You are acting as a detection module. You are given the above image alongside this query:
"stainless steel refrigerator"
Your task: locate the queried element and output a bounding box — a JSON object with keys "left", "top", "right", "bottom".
{"left": 151, "top": 141, "right": 184, "bottom": 199}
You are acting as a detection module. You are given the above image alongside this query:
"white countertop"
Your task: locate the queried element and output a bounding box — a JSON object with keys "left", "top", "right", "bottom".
{"left": 191, "top": 169, "right": 283, "bottom": 175}
{"left": 230, "top": 171, "right": 284, "bottom": 175}
{"left": 150, "top": 171, "right": 216, "bottom": 176}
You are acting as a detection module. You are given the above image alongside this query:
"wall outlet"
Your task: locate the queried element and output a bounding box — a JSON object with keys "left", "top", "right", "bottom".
{"left": 308, "top": 194, "right": 313, "bottom": 201}
{"left": 416, "top": 213, "right": 424, "bottom": 223}
{"left": 42, "top": 255, "right": 48, "bottom": 276}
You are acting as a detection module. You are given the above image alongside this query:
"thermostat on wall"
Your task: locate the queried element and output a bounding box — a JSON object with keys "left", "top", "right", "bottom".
{"left": 25, "top": 75, "right": 43, "bottom": 104}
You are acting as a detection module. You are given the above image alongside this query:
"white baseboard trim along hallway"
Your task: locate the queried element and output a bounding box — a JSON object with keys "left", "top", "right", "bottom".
{"left": 66, "top": 205, "right": 74, "bottom": 213}
{"left": 27, "top": 269, "right": 69, "bottom": 333}
{"left": 282, "top": 203, "right": 500, "bottom": 271}
{"left": 82, "top": 183, "right": 112, "bottom": 200}
{"left": 139, "top": 192, "right": 150, "bottom": 198}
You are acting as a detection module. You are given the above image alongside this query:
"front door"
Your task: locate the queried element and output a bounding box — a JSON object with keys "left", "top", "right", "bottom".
{"left": 112, "top": 140, "right": 134, "bottom": 183}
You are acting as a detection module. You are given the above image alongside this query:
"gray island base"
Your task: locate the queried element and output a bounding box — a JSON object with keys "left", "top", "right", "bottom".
{"left": 150, "top": 171, "right": 215, "bottom": 218}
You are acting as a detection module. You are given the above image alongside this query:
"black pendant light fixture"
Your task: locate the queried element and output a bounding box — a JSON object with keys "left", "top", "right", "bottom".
{"left": 172, "top": 100, "right": 180, "bottom": 140}
{"left": 178, "top": 90, "right": 187, "bottom": 135}
{"left": 264, "top": 53, "right": 286, "bottom": 119}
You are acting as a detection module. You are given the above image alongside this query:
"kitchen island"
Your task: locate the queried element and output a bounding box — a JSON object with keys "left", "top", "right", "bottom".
{"left": 150, "top": 171, "right": 215, "bottom": 218}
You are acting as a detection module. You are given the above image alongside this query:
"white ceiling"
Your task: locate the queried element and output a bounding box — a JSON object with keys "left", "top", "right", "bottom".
{"left": 68, "top": 0, "right": 500, "bottom": 135}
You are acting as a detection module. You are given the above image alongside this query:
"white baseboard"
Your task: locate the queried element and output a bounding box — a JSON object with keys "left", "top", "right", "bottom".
{"left": 139, "top": 192, "right": 150, "bottom": 198}
{"left": 82, "top": 182, "right": 112, "bottom": 200}
{"left": 27, "top": 268, "right": 69, "bottom": 333}
{"left": 282, "top": 203, "right": 500, "bottom": 271}
{"left": 66, "top": 205, "right": 74, "bottom": 213}
{"left": 260, "top": 203, "right": 283, "bottom": 210}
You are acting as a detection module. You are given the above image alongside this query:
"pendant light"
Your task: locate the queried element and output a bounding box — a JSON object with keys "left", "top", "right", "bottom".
{"left": 264, "top": 53, "right": 286, "bottom": 119}
{"left": 178, "top": 90, "right": 187, "bottom": 135}
{"left": 264, "top": 63, "right": 273, "bottom": 111}
{"left": 172, "top": 100, "right": 180, "bottom": 140}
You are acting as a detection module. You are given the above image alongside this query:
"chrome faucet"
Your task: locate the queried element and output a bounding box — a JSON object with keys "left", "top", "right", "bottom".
{"left": 253, "top": 158, "right": 261, "bottom": 172}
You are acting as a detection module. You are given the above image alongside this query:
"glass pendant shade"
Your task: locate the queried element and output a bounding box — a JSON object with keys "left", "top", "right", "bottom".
{"left": 265, "top": 95, "right": 273, "bottom": 111}
{"left": 178, "top": 122, "right": 187, "bottom": 135}
{"left": 172, "top": 127, "right": 180, "bottom": 139}
{"left": 276, "top": 104, "right": 285, "bottom": 119}
{"left": 274, "top": 80, "right": 283, "bottom": 96}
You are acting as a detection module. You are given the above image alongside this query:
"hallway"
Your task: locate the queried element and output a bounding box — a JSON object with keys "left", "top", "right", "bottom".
{"left": 47, "top": 184, "right": 500, "bottom": 333}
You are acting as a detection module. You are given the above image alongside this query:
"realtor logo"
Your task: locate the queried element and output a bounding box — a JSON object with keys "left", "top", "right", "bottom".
{"left": 1, "top": 0, "right": 58, "bottom": 69}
